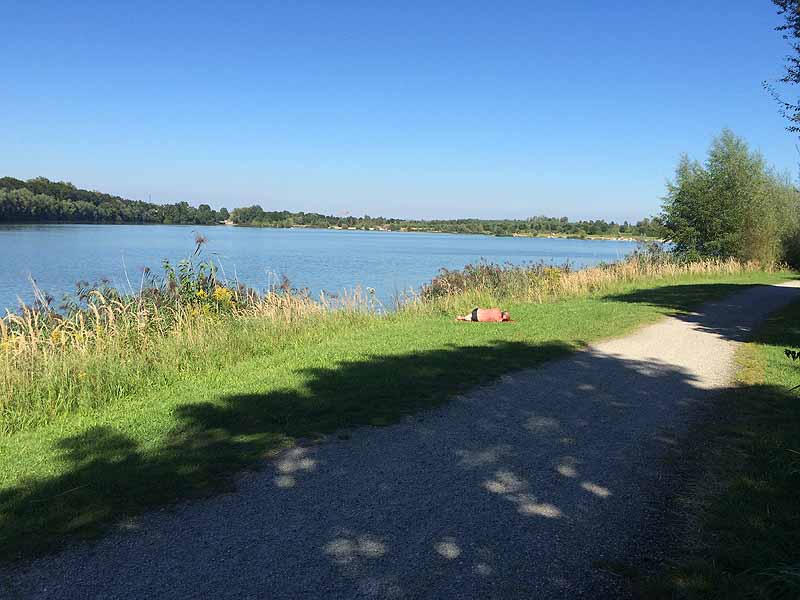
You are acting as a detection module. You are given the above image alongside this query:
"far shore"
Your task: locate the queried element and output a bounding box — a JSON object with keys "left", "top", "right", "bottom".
{"left": 223, "top": 221, "right": 658, "bottom": 242}
{"left": 3, "top": 220, "right": 660, "bottom": 242}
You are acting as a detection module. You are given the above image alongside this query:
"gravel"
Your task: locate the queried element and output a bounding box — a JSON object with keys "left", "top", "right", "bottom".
{"left": 3, "top": 281, "right": 799, "bottom": 600}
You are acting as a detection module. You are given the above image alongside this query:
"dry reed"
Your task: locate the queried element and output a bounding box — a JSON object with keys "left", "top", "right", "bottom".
{"left": 413, "top": 248, "right": 771, "bottom": 312}
{"left": 0, "top": 249, "right": 777, "bottom": 435}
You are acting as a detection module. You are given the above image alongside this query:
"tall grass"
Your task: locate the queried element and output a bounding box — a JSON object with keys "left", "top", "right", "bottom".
{"left": 0, "top": 247, "right": 375, "bottom": 435}
{"left": 0, "top": 245, "right": 777, "bottom": 435}
{"left": 414, "top": 245, "right": 770, "bottom": 312}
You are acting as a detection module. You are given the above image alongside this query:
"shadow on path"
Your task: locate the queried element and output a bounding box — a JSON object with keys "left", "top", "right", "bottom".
{"left": 0, "top": 340, "right": 575, "bottom": 561}
{"left": 2, "top": 282, "right": 799, "bottom": 598}
{"left": 1, "top": 346, "right": 795, "bottom": 597}
{"left": 607, "top": 282, "right": 800, "bottom": 341}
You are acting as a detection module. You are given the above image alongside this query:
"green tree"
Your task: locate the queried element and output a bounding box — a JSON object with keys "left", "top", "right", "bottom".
{"left": 0, "top": 177, "right": 232, "bottom": 226}
{"left": 766, "top": 1, "right": 800, "bottom": 132}
{"left": 661, "top": 129, "right": 797, "bottom": 263}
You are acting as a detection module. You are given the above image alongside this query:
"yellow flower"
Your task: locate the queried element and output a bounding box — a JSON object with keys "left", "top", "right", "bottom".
{"left": 195, "top": 290, "right": 208, "bottom": 299}
{"left": 212, "top": 286, "right": 233, "bottom": 303}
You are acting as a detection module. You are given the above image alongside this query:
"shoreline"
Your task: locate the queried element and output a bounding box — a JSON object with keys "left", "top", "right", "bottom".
{"left": 232, "top": 221, "right": 657, "bottom": 242}
{"left": 1, "top": 221, "right": 657, "bottom": 243}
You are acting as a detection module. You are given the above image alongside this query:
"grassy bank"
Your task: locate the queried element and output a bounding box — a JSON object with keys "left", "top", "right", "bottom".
{"left": 642, "top": 298, "right": 800, "bottom": 599}
{"left": 0, "top": 251, "right": 766, "bottom": 435}
{"left": 0, "top": 256, "right": 793, "bottom": 562}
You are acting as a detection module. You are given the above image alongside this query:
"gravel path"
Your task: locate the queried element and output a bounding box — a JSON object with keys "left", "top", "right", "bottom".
{"left": 3, "top": 282, "right": 799, "bottom": 600}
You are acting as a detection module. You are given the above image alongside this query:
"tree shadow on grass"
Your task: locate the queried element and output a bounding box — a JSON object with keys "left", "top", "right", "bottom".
{"left": 0, "top": 340, "right": 576, "bottom": 562}
{"left": 4, "top": 280, "right": 800, "bottom": 598}
{"left": 2, "top": 325, "right": 798, "bottom": 597}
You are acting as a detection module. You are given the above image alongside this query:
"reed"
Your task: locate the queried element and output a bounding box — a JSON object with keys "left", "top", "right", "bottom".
{"left": 0, "top": 245, "right": 780, "bottom": 435}
{"left": 413, "top": 245, "right": 770, "bottom": 313}
{"left": 0, "top": 247, "right": 370, "bottom": 435}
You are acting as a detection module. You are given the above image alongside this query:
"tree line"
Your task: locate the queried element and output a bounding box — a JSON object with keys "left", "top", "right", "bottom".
{"left": 0, "top": 176, "right": 663, "bottom": 238}
{"left": 228, "top": 206, "right": 663, "bottom": 238}
{"left": 0, "top": 177, "right": 229, "bottom": 225}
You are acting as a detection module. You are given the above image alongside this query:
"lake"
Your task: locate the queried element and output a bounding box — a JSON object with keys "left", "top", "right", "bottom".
{"left": 0, "top": 224, "right": 640, "bottom": 310}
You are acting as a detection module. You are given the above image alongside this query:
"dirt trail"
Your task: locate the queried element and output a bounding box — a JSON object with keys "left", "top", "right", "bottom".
{"left": 4, "top": 282, "right": 799, "bottom": 599}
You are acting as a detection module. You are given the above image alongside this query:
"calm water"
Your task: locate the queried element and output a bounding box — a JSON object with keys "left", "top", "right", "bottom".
{"left": 0, "top": 224, "right": 640, "bottom": 310}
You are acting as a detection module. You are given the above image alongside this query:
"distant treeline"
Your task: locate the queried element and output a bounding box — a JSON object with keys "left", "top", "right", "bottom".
{"left": 0, "top": 176, "right": 663, "bottom": 238}
{"left": 230, "top": 206, "right": 663, "bottom": 238}
{"left": 0, "top": 177, "right": 229, "bottom": 225}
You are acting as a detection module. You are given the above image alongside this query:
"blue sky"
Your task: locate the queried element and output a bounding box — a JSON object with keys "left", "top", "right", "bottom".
{"left": 1, "top": 1, "right": 797, "bottom": 222}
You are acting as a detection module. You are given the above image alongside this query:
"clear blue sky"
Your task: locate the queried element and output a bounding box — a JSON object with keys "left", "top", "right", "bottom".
{"left": 1, "top": 1, "right": 796, "bottom": 222}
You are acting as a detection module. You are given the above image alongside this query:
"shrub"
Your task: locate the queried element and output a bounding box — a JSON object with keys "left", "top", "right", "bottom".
{"left": 661, "top": 129, "right": 799, "bottom": 265}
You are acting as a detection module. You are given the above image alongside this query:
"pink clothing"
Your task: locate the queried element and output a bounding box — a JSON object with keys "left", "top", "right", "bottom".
{"left": 474, "top": 308, "right": 505, "bottom": 322}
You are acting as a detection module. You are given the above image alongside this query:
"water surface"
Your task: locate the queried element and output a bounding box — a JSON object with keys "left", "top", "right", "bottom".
{"left": 0, "top": 224, "right": 639, "bottom": 309}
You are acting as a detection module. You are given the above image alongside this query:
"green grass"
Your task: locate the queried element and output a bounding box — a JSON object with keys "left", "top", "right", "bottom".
{"left": 642, "top": 296, "right": 800, "bottom": 599}
{"left": 0, "top": 271, "right": 793, "bottom": 563}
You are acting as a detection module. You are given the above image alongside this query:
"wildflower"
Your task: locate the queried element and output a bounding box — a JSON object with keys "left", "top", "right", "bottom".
{"left": 195, "top": 289, "right": 208, "bottom": 299}
{"left": 78, "top": 371, "right": 87, "bottom": 380}
{"left": 212, "top": 286, "right": 233, "bottom": 303}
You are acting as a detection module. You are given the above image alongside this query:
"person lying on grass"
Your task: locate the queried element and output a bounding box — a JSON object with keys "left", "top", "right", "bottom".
{"left": 456, "top": 307, "right": 512, "bottom": 322}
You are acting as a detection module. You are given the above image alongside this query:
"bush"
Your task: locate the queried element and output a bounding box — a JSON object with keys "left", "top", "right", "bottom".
{"left": 661, "top": 129, "right": 800, "bottom": 265}
{"left": 782, "top": 228, "right": 800, "bottom": 268}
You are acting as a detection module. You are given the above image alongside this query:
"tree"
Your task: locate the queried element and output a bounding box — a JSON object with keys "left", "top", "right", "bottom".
{"left": 767, "top": 1, "right": 800, "bottom": 132}
{"left": 195, "top": 204, "right": 214, "bottom": 224}
{"left": 0, "top": 177, "right": 233, "bottom": 225}
{"left": 661, "top": 129, "right": 797, "bottom": 263}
